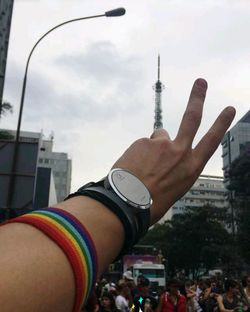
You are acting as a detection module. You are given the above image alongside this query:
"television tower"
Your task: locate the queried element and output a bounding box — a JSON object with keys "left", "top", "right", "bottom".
{"left": 153, "top": 55, "right": 165, "bottom": 130}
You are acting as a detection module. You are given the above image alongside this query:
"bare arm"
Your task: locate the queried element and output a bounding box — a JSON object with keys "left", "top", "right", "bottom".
{"left": 0, "top": 79, "right": 235, "bottom": 312}
{"left": 155, "top": 295, "right": 164, "bottom": 312}
{"left": 0, "top": 196, "right": 124, "bottom": 312}
{"left": 216, "top": 295, "right": 234, "bottom": 312}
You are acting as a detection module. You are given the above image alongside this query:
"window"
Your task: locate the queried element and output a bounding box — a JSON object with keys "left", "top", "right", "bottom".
{"left": 135, "top": 268, "right": 165, "bottom": 278}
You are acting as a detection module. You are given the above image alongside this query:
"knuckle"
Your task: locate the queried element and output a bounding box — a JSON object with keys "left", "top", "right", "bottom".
{"left": 157, "top": 138, "right": 170, "bottom": 153}
{"left": 184, "top": 109, "right": 202, "bottom": 124}
{"left": 174, "top": 143, "right": 187, "bottom": 157}
{"left": 135, "top": 137, "right": 151, "bottom": 147}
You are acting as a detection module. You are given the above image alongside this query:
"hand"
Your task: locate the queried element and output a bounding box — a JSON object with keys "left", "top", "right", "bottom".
{"left": 113, "top": 78, "right": 235, "bottom": 223}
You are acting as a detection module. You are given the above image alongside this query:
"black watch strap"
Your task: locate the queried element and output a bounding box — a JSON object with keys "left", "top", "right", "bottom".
{"left": 66, "top": 184, "right": 140, "bottom": 257}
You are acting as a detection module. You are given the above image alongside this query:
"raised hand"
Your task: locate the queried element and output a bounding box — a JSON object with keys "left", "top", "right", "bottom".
{"left": 113, "top": 78, "right": 235, "bottom": 223}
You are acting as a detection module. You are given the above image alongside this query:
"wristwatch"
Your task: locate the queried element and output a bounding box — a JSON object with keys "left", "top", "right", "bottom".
{"left": 65, "top": 168, "right": 152, "bottom": 257}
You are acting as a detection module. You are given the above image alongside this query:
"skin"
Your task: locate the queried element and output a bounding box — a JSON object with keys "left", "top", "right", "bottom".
{"left": 0, "top": 79, "right": 236, "bottom": 311}
{"left": 216, "top": 287, "right": 239, "bottom": 312}
{"left": 245, "top": 277, "right": 250, "bottom": 295}
{"left": 112, "top": 78, "right": 235, "bottom": 223}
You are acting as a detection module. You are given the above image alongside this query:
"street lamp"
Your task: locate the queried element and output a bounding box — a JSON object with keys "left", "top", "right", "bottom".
{"left": 6, "top": 7, "right": 126, "bottom": 219}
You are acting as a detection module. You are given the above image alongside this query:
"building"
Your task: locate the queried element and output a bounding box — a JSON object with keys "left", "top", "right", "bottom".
{"left": 0, "top": 130, "right": 57, "bottom": 220}
{"left": 1, "top": 129, "right": 72, "bottom": 203}
{"left": 221, "top": 110, "right": 250, "bottom": 186}
{"left": 38, "top": 137, "right": 72, "bottom": 202}
{"left": 159, "top": 174, "right": 228, "bottom": 222}
{"left": 0, "top": 0, "right": 14, "bottom": 108}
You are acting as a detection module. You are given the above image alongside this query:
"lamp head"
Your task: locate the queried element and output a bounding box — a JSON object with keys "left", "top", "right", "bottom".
{"left": 105, "top": 8, "right": 126, "bottom": 17}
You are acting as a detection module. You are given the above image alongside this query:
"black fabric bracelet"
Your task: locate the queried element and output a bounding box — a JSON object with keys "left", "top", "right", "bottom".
{"left": 66, "top": 186, "right": 139, "bottom": 259}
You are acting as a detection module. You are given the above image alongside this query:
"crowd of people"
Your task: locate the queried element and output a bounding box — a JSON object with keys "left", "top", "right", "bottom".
{"left": 84, "top": 273, "right": 250, "bottom": 312}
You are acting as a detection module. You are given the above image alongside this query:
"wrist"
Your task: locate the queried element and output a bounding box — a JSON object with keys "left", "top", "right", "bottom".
{"left": 66, "top": 169, "right": 151, "bottom": 257}
{"left": 55, "top": 196, "right": 125, "bottom": 275}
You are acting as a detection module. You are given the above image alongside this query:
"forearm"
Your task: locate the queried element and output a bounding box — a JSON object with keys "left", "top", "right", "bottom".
{"left": 218, "top": 308, "right": 234, "bottom": 312}
{"left": 0, "top": 196, "right": 124, "bottom": 312}
{"left": 217, "top": 300, "right": 234, "bottom": 312}
{"left": 55, "top": 196, "right": 125, "bottom": 274}
{"left": 0, "top": 78, "right": 236, "bottom": 312}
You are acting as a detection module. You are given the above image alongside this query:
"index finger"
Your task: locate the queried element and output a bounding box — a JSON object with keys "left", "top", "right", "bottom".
{"left": 175, "top": 78, "right": 207, "bottom": 148}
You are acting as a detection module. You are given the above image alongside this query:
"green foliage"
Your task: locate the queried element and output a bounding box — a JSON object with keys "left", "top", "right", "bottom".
{"left": 0, "top": 101, "right": 13, "bottom": 117}
{"left": 140, "top": 205, "right": 232, "bottom": 278}
{"left": 0, "top": 130, "right": 13, "bottom": 140}
{"left": 236, "top": 202, "right": 250, "bottom": 260}
{"left": 0, "top": 101, "right": 14, "bottom": 140}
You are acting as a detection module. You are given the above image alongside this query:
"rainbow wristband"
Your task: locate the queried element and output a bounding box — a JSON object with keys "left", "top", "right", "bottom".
{"left": 6, "top": 207, "right": 98, "bottom": 312}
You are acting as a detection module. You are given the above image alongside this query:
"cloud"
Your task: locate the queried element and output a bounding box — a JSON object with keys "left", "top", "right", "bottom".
{"left": 56, "top": 41, "right": 144, "bottom": 88}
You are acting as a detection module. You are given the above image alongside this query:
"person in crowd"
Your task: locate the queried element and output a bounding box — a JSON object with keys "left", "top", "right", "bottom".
{"left": 184, "top": 280, "right": 197, "bottom": 312}
{"left": 104, "top": 281, "right": 118, "bottom": 295}
{"left": 156, "top": 279, "right": 186, "bottom": 312}
{"left": 216, "top": 279, "right": 241, "bottom": 312}
{"left": 195, "top": 280, "right": 205, "bottom": 312}
{"left": 115, "top": 281, "right": 131, "bottom": 312}
{"left": 132, "top": 276, "right": 158, "bottom": 312}
{"left": 96, "top": 279, "right": 105, "bottom": 302}
{"left": 0, "top": 78, "right": 236, "bottom": 311}
{"left": 198, "top": 280, "right": 218, "bottom": 312}
{"left": 99, "top": 292, "right": 119, "bottom": 312}
{"left": 82, "top": 293, "right": 100, "bottom": 312}
{"left": 122, "top": 270, "right": 136, "bottom": 292}
{"left": 123, "top": 270, "right": 134, "bottom": 282}
{"left": 211, "top": 281, "right": 220, "bottom": 295}
{"left": 243, "top": 276, "right": 250, "bottom": 303}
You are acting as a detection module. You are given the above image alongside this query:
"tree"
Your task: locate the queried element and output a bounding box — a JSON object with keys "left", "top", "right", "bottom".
{"left": 140, "top": 205, "right": 232, "bottom": 278}
{"left": 0, "top": 101, "right": 13, "bottom": 117}
{"left": 0, "top": 101, "right": 14, "bottom": 140}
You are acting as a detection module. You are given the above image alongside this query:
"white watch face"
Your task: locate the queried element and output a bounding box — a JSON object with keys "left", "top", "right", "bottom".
{"left": 108, "top": 168, "right": 151, "bottom": 209}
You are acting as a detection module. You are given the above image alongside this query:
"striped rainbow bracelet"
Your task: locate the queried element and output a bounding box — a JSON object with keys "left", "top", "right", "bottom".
{"left": 6, "top": 207, "right": 98, "bottom": 312}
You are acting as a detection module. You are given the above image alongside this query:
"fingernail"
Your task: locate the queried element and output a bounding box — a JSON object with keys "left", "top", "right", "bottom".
{"left": 226, "top": 106, "right": 236, "bottom": 117}
{"left": 196, "top": 78, "right": 207, "bottom": 89}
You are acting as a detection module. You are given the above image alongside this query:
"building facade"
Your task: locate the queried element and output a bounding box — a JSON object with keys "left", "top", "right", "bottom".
{"left": 2, "top": 129, "right": 72, "bottom": 203}
{"left": 0, "top": 130, "right": 58, "bottom": 220}
{"left": 159, "top": 174, "right": 228, "bottom": 222}
{"left": 38, "top": 138, "right": 72, "bottom": 202}
{"left": 221, "top": 110, "right": 250, "bottom": 186}
{"left": 0, "top": 0, "right": 14, "bottom": 108}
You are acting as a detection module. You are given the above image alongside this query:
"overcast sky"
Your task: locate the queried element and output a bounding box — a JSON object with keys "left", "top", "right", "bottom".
{"left": 1, "top": 0, "right": 250, "bottom": 192}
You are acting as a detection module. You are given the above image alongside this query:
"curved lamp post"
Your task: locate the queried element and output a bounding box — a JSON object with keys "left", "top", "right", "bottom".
{"left": 6, "top": 7, "right": 126, "bottom": 218}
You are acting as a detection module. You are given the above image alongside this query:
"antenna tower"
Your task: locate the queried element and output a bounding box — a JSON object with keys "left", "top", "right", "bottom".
{"left": 153, "top": 55, "right": 165, "bottom": 130}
